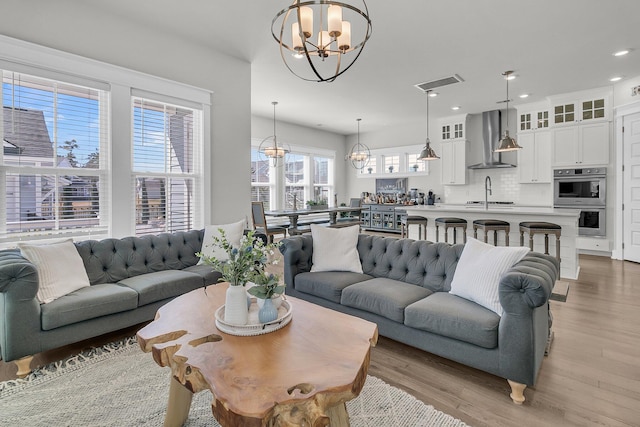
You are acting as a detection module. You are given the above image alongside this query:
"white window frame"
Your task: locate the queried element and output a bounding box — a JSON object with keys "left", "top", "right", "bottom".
{"left": 0, "top": 35, "right": 211, "bottom": 244}
{"left": 250, "top": 139, "right": 336, "bottom": 210}
{"left": 355, "top": 144, "right": 431, "bottom": 178}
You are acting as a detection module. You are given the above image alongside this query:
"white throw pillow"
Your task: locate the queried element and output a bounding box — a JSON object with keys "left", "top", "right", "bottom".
{"left": 18, "top": 239, "right": 91, "bottom": 304}
{"left": 198, "top": 219, "right": 246, "bottom": 264}
{"left": 449, "top": 237, "right": 529, "bottom": 316}
{"left": 310, "top": 224, "right": 363, "bottom": 273}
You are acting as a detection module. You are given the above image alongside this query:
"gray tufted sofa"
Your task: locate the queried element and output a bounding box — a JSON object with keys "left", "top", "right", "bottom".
{"left": 0, "top": 229, "right": 228, "bottom": 375}
{"left": 280, "top": 234, "right": 559, "bottom": 404}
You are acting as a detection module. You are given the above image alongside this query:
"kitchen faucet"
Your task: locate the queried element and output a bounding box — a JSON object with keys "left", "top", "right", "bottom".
{"left": 485, "top": 176, "right": 492, "bottom": 210}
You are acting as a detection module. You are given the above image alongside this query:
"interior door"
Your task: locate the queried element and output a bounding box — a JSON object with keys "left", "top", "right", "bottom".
{"left": 623, "top": 111, "right": 640, "bottom": 262}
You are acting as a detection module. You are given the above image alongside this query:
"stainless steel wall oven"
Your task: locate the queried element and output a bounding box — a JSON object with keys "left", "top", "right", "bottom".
{"left": 553, "top": 167, "right": 606, "bottom": 236}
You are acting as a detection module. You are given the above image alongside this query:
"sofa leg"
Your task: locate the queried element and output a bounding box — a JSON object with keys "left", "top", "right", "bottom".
{"left": 507, "top": 380, "right": 526, "bottom": 404}
{"left": 15, "top": 355, "right": 34, "bottom": 377}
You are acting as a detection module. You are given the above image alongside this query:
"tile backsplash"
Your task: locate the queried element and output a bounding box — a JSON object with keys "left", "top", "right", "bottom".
{"left": 443, "top": 169, "right": 553, "bottom": 206}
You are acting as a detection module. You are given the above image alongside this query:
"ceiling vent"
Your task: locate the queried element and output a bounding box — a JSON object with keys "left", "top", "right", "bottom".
{"left": 414, "top": 74, "right": 464, "bottom": 92}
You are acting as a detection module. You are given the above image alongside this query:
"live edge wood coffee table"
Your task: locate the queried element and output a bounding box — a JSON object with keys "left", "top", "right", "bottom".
{"left": 137, "top": 283, "right": 378, "bottom": 427}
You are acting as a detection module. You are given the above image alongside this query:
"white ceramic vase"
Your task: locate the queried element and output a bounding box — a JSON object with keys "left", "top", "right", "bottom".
{"left": 224, "top": 285, "right": 248, "bottom": 325}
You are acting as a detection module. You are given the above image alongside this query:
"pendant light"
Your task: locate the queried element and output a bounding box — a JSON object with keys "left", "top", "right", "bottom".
{"left": 347, "top": 118, "right": 370, "bottom": 169}
{"left": 258, "top": 101, "right": 290, "bottom": 166}
{"left": 495, "top": 71, "right": 522, "bottom": 152}
{"left": 417, "top": 90, "right": 439, "bottom": 161}
{"left": 272, "top": 1, "right": 373, "bottom": 83}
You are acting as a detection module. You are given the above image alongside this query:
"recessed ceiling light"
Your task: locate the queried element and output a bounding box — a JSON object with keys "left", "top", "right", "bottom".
{"left": 613, "top": 49, "right": 630, "bottom": 57}
{"left": 451, "top": 106, "right": 460, "bottom": 111}
{"left": 428, "top": 92, "right": 438, "bottom": 97}
{"left": 610, "top": 76, "right": 623, "bottom": 82}
{"left": 519, "top": 93, "right": 529, "bottom": 98}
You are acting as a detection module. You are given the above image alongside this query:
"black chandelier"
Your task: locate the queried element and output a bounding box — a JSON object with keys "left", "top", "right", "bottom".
{"left": 272, "top": 1, "right": 372, "bottom": 83}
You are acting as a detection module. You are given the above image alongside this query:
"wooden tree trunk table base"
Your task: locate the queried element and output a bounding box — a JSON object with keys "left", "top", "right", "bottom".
{"left": 137, "top": 283, "right": 378, "bottom": 427}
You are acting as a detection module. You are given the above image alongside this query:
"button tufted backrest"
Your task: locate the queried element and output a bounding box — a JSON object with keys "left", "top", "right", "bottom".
{"left": 356, "top": 235, "right": 464, "bottom": 292}
{"left": 75, "top": 230, "right": 203, "bottom": 285}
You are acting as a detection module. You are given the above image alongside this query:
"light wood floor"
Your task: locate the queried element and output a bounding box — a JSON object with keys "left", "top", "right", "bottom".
{"left": 2, "top": 251, "right": 639, "bottom": 427}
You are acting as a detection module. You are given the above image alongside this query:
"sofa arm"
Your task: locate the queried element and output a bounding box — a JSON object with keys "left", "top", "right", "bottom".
{"left": 279, "top": 235, "right": 313, "bottom": 289}
{"left": 499, "top": 253, "right": 558, "bottom": 314}
{"left": 0, "top": 250, "right": 39, "bottom": 299}
{"left": 0, "top": 249, "right": 43, "bottom": 362}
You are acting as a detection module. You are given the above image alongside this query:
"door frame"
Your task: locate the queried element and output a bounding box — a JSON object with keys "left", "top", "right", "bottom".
{"left": 614, "top": 101, "right": 640, "bottom": 260}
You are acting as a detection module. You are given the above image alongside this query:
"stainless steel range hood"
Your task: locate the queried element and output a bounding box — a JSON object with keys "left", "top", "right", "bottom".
{"left": 468, "top": 110, "right": 515, "bottom": 169}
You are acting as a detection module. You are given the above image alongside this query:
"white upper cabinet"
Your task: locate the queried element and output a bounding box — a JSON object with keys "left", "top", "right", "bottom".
{"left": 518, "top": 130, "right": 551, "bottom": 183}
{"left": 548, "top": 88, "right": 611, "bottom": 167}
{"left": 549, "top": 89, "right": 611, "bottom": 126}
{"left": 439, "top": 114, "right": 468, "bottom": 185}
{"left": 518, "top": 102, "right": 550, "bottom": 133}
{"left": 517, "top": 102, "right": 552, "bottom": 183}
{"left": 552, "top": 121, "right": 610, "bottom": 166}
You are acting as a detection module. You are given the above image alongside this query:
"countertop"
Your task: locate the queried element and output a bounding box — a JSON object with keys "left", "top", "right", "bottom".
{"left": 404, "top": 204, "right": 581, "bottom": 216}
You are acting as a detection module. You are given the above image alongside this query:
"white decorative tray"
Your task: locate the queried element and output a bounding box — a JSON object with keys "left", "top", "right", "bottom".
{"left": 215, "top": 299, "right": 293, "bottom": 336}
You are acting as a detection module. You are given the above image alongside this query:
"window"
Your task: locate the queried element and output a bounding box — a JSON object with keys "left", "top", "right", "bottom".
{"left": 1, "top": 70, "right": 109, "bottom": 240}
{"left": 250, "top": 142, "right": 335, "bottom": 210}
{"left": 359, "top": 156, "right": 376, "bottom": 175}
{"left": 251, "top": 147, "right": 273, "bottom": 210}
{"left": 132, "top": 97, "right": 202, "bottom": 236}
{"left": 384, "top": 155, "right": 399, "bottom": 173}
{"left": 355, "top": 145, "right": 429, "bottom": 178}
{"left": 406, "top": 154, "right": 425, "bottom": 172}
{"left": 313, "top": 156, "right": 333, "bottom": 204}
{"left": 285, "top": 153, "right": 306, "bottom": 209}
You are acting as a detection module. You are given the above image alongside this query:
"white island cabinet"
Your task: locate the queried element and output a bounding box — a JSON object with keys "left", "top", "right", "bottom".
{"left": 404, "top": 204, "right": 580, "bottom": 280}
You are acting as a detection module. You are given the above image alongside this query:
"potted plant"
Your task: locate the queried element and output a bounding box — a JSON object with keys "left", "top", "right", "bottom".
{"left": 306, "top": 199, "right": 328, "bottom": 210}
{"left": 248, "top": 270, "right": 285, "bottom": 323}
{"left": 197, "top": 229, "right": 280, "bottom": 325}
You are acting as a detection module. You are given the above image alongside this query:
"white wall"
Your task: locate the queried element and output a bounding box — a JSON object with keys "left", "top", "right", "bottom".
{"left": 0, "top": 0, "right": 252, "bottom": 226}
{"left": 251, "top": 115, "right": 349, "bottom": 204}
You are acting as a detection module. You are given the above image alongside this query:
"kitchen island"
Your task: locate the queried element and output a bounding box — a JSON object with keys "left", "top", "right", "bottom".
{"left": 404, "top": 204, "right": 580, "bottom": 279}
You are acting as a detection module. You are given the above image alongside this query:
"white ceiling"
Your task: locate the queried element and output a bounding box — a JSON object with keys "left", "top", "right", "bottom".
{"left": 85, "top": 0, "right": 640, "bottom": 135}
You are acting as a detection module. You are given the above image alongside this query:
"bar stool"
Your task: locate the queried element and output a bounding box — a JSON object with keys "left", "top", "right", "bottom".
{"left": 473, "top": 219, "right": 510, "bottom": 246}
{"left": 435, "top": 217, "right": 467, "bottom": 244}
{"left": 400, "top": 215, "right": 428, "bottom": 240}
{"left": 519, "top": 221, "right": 561, "bottom": 263}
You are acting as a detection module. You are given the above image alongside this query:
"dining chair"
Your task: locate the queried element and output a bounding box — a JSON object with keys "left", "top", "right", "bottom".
{"left": 337, "top": 198, "right": 362, "bottom": 226}
{"left": 251, "top": 201, "right": 287, "bottom": 243}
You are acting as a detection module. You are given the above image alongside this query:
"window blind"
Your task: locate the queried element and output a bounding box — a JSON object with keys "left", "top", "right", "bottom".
{"left": 1, "top": 70, "right": 109, "bottom": 240}
{"left": 132, "top": 97, "right": 202, "bottom": 236}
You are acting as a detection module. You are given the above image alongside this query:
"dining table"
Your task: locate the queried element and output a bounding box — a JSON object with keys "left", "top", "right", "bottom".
{"left": 264, "top": 206, "right": 364, "bottom": 228}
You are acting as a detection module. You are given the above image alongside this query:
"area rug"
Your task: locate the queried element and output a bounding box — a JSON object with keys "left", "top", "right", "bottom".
{"left": 0, "top": 338, "right": 469, "bottom": 427}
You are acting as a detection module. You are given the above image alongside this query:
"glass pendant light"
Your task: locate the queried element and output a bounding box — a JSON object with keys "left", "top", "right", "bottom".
{"left": 347, "top": 118, "right": 370, "bottom": 169}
